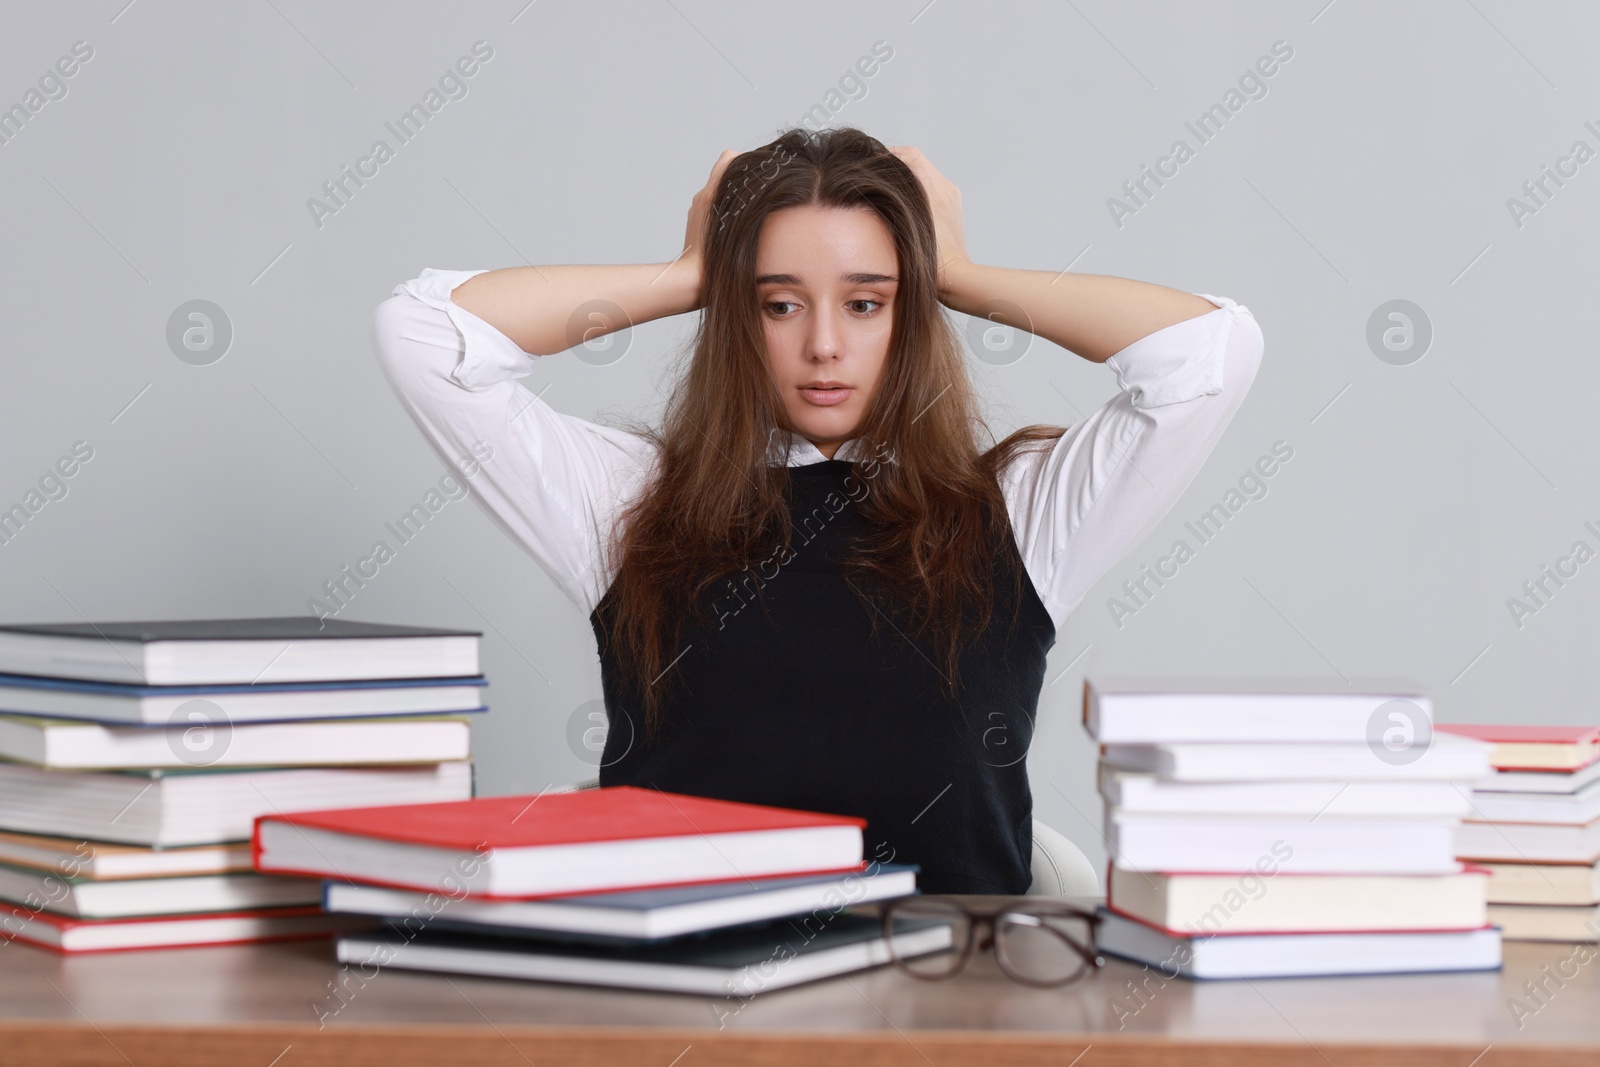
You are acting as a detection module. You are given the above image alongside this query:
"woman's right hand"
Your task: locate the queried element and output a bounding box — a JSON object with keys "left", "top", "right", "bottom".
{"left": 679, "top": 150, "right": 739, "bottom": 310}
{"left": 447, "top": 153, "right": 741, "bottom": 351}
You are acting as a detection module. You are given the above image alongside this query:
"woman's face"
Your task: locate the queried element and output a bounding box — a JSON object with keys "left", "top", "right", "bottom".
{"left": 756, "top": 204, "right": 897, "bottom": 459}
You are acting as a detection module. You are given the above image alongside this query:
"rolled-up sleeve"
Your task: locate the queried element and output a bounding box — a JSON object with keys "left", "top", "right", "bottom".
{"left": 370, "top": 268, "right": 657, "bottom": 616}
{"left": 999, "top": 294, "right": 1265, "bottom": 629}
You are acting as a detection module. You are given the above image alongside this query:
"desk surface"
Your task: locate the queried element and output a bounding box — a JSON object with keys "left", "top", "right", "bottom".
{"left": 4, "top": 920, "right": 1600, "bottom": 1067}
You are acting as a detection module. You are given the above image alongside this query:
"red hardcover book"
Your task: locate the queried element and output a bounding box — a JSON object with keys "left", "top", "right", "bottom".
{"left": 252, "top": 785, "right": 867, "bottom": 899}
{"left": 1434, "top": 724, "right": 1600, "bottom": 772}
{"left": 0, "top": 904, "right": 369, "bottom": 954}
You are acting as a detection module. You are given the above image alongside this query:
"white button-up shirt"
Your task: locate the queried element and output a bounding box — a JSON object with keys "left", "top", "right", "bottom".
{"left": 371, "top": 268, "right": 1265, "bottom": 630}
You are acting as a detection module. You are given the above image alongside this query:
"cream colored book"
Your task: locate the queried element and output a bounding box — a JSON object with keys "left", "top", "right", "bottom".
{"left": 1436, "top": 724, "right": 1600, "bottom": 772}
{"left": 1488, "top": 903, "right": 1600, "bottom": 942}
{"left": 1480, "top": 860, "right": 1600, "bottom": 906}
{"left": 0, "top": 829, "right": 251, "bottom": 880}
{"left": 1108, "top": 865, "right": 1488, "bottom": 935}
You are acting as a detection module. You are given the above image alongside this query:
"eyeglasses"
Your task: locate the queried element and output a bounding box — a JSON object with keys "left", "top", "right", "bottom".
{"left": 879, "top": 896, "right": 1105, "bottom": 987}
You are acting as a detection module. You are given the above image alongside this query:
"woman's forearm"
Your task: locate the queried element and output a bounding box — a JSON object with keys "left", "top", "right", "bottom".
{"left": 450, "top": 259, "right": 700, "bottom": 356}
{"left": 940, "top": 262, "right": 1219, "bottom": 365}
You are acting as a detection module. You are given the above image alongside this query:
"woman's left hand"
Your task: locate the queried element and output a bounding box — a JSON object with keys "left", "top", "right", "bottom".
{"left": 891, "top": 145, "right": 970, "bottom": 298}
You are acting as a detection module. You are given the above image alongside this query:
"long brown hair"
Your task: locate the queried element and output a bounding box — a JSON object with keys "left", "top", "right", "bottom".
{"left": 602, "top": 127, "right": 1066, "bottom": 736}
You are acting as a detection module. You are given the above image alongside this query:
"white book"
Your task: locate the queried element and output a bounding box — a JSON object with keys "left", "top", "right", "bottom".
{"left": 1480, "top": 861, "right": 1600, "bottom": 906}
{"left": 1463, "top": 779, "right": 1600, "bottom": 826}
{"left": 1475, "top": 761, "right": 1600, "bottom": 795}
{"left": 1094, "top": 908, "right": 1502, "bottom": 979}
{"left": 1083, "top": 675, "right": 1432, "bottom": 743}
{"left": 1099, "top": 766, "right": 1474, "bottom": 818}
{"left": 324, "top": 865, "right": 919, "bottom": 941}
{"left": 0, "top": 617, "right": 480, "bottom": 685}
{"left": 0, "top": 713, "right": 472, "bottom": 770}
{"left": 0, "top": 760, "right": 473, "bottom": 847}
{"left": 0, "top": 860, "right": 320, "bottom": 919}
{"left": 1101, "top": 737, "right": 1492, "bottom": 782}
{"left": 1456, "top": 818, "right": 1600, "bottom": 864}
{"left": 0, "top": 673, "right": 486, "bottom": 725}
{"left": 1107, "top": 812, "right": 1462, "bottom": 873}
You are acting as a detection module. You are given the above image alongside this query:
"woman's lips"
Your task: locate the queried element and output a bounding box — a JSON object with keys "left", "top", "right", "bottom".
{"left": 799, "top": 386, "right": 852, "bottom": 407}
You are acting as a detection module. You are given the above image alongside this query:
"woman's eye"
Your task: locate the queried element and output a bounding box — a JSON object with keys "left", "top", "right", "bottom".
{"left": 765, "top": 299, "right": 882, "bottom": 316}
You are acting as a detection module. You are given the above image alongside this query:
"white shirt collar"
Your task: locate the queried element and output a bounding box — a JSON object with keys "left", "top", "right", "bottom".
{"left": 764, "top": 429, "right": 895, "bottom": 467}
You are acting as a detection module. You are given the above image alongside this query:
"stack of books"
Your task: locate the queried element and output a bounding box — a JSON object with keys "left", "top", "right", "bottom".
{"left": 255, "top": 785, "right": 944, "bottom": 994}
{"left": 1440, "top": 724, "right": 1600, "bottom": 942}
{"left": 0, "top": 617, "right": 483, "bottom": 953}
{"left": 1083, "top": 676, "right": 1503, "bottom": 979}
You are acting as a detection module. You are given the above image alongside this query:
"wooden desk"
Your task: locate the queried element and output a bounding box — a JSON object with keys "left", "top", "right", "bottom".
{"left": 3, "top": 920, "right": 1599, "bottom": 1066}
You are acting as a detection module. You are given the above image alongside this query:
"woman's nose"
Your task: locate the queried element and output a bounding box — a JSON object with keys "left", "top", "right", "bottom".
{"left": 806, "top": 310, "right": 841, "bottom": 360}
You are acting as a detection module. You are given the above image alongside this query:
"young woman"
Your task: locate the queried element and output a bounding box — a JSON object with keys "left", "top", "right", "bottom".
{"left": 371, "top": 127, "right": 1264, "bottom": 894}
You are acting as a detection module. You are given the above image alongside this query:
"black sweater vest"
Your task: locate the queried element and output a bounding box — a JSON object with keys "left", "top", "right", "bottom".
{"left": 589, "top": 459, "right": 1057, "bottom": 894}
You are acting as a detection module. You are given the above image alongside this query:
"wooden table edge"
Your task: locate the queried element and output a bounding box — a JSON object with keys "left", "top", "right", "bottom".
{"left": 0, "top": 1021, "right": 1594, "bottom": 1067}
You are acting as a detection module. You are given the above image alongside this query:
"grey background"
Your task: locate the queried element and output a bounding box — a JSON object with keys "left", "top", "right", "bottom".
{"left": 1, "top": 0, "right": 1595, "bottom": 876}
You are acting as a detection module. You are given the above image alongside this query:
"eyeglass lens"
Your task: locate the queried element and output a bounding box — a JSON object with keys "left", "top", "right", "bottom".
{"left": 884, "top": 897, "right": 973, "bottom": 978}
{"left": 995, "top": 910, "right": 1095, "bottom": 985}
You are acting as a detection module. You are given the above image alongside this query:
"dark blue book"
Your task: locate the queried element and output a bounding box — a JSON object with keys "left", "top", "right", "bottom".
{"left": 335, "top": 909, "right": 953, "bottom": 995}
